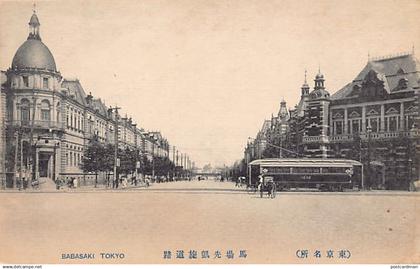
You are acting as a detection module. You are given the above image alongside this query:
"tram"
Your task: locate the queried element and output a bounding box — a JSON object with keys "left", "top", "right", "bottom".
{"left": 248, "top": 158, "right": 363, "bottom": 191}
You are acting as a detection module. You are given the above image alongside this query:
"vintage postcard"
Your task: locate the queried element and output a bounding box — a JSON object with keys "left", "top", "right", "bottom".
{"left": 0, "top": 0, "right": 419, "bottom": 266}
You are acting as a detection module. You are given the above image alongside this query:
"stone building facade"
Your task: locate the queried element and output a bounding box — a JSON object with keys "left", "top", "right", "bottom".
{"left": 245, "top": 53, "right": 420, "bottom": 190}
{"left": 1, "top": 11, "right": 170, "bottom": 187}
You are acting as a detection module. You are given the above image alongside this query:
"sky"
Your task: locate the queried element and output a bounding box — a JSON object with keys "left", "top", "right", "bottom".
{"left": 1, "top": 0, "right": 419, "bottom": 167}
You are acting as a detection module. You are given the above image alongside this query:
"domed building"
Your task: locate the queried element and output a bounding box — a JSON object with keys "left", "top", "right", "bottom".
{"left": 4, "top": 11, "right": 65, "bottom": 186}
{"left": 2, "top": 11, "right": 128, "bottom": 188}
{"left": 0, "top": 9, "right": 186, "bottom": 190}
{"left": 303, "top": 70, "right": 332, "bottom": 158}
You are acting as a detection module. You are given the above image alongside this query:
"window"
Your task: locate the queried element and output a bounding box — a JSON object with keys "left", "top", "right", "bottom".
{"left": 56, "top": 102, "right": 60, "bottom": 123}
{"left": 23, "top": 76, "right": 29, "bottom": 87}
{"left": 367, "top": 118, "right": 379, "bottom": 132}
{"left": 292, "top": 167, "right": 321, "bottom": 174}
{"left": 40, "top": 100, "right": 50, "bottom": 121}
{"left": 352, "top": 119, "right": 360, "bottom": 134}
{"left": 70, "top": 109, "right": 73, "bottom": 128}
{"left": 405, "top": 115, "right": 414, "bottom": 130}
{"left": 20, "top": 99, "right": 30, "bottom": 123}
{"left": 265, "top": 167, "right": 291, "bottom": 174}
{"left": 43, "top": 77, "right": 49, "bottom": 89}
{"left": 70, "top": 152, "right": 73, "bottom": 166}
{"left": 389, "top": 116, "right": 397, "bottom": 132}
{"left": 322, "top": 167, "right": 347, "bottom": 174}
{"left": 336, "top": 121, "right": 343, "bottom": 135}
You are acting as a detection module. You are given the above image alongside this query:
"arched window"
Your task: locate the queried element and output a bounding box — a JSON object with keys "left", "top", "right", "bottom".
{"left": 66, "top": 106, "right": 69, "bottom": 127}
{"left": 70, "top": 108, "right": 73, "bottom": 128}
{"left": 40, "top": 100, "right": 51, "bottom": 121}
{"left": 397, "top": 78, "right": 408, "bottom": 90}
{"left": 43, "top": 77, "right": 49, "bottom": 89}
{"left": 20, "top": 99, "right": 30, "bottom": 123}
{"left": 56, "top": 102, "right": 60, "bottom": 123}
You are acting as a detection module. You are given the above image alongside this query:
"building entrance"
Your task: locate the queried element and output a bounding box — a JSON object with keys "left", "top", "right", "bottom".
{"left": 38, "top": 153, "right": 52, "bottom": 178}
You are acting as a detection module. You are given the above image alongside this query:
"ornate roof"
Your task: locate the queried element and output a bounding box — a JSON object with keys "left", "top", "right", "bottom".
{"left": 11, "top": 12, "right": 56, "bottom": 71}
{"left": 309, "top": 88, "right": 330, "bottom": 100}
{"left": 11, "top": 39, "right": 57, "bottom": 71}
{"left": 331, "top": 53, "right": 420, "bottom": 100}
{"left": 61, "top": 79, "right": 87, "bottom": 106}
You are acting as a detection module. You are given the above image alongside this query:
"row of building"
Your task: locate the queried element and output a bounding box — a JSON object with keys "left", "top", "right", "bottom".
{"left": 0, "top": 10, "right": 194, "bottom": 187}
{"left": 245, "top": 52, "right": 420, "bottom": 190}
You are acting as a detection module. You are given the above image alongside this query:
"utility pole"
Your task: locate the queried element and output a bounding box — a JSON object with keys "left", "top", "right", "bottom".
{"left": 172, "top": 146, "right": 176, "bottom": 165}
{"left": 152, "top": 138, "right": 155, "bottom": 178}
{"left": 13, "top": 130, "right": 18, "bottom": 188}
{"left": 172, "top": 146, "right": 176, "bottom": 179}
{"left": 20, "top": 132, "right": 24, "bottom": 189}
{"left": 28, "top": 96, "right": 37, "bottom": 186}
{"left": 112, "top": 105, "right": 120, "bottom": 188}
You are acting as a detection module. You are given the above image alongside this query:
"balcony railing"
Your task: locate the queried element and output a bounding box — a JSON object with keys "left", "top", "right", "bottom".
{"left": 302, "top": 130, "right": 419, "bottom": 143}
{"left": 330, "top": 130, "right": 418, "bottom": 142}
{"left": 8, "top": 120, "right": 65, "bottom": 130}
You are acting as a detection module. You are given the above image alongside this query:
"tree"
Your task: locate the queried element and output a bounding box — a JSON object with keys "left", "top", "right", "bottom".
{"left": 81, "top": 139, "right": 105, "bottom": 187}
{"left": 154, "top": 156, "right": 175, "bottom": 177}
{"left": 119, "top": 147, "right": 139, "bottom": 177}
{"left": 140, "top": 155, "right": 152, "bottom": 175}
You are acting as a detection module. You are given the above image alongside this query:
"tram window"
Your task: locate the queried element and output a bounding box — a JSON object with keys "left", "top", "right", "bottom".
{"left": 266, "top": 167, "right": 290, "bottom": 174}
{"left": 292, "top": 167, "right": 320, "bottom": 174}
{"left": 322, "top": 167, "right": 347, "bottom": 174}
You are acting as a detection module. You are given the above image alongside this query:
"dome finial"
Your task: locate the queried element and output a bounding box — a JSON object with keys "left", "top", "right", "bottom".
{"left": 28, "top": 6, "right": 41, "bottom": 40}
{"left": 33, "top": 2, "right": 36, "bottom": 13}
{"left": 304, "top": 68, "right": 307, "bottom": 83}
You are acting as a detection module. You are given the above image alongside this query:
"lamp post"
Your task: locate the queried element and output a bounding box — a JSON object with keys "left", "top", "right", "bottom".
{"left": 366, "top": 124, "right": 372, "bottom": 190}
{"left": 408, "top": 157, "right": 413, "bottom": 191}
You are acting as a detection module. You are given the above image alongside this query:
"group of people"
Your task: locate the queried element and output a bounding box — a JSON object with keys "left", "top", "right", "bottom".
{"left": 258, "top": 175, "right": 276, "bottom": 198}
{"left": 111, "top": 174, "right": 151, "bottom": 189}
{"left": 235, "top": 176, "right": 246, "bottom": 187}
{"left": 236, "top": 175, "right": 277, "bottom": 198}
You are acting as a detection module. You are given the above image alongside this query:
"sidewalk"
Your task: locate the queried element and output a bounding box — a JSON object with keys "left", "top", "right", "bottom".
{"left": 0, "top": 182, "right": 150, "bottom": 193}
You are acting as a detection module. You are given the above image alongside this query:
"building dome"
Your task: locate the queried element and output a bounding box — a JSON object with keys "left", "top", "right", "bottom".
{"left": 309, "top": 88, "right": 330, "bottom": 100}
{"left": 315, "top": 72, "right": 324, "bottom": 79}
{"left": 11, "top": 39, "right": 57, "bottom": 71}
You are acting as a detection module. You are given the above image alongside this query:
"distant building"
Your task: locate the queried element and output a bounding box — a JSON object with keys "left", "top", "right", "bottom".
{"left": 245, "top": 53, "right": 420, "bottom": 190}
{"left": 1, "top": 11, "right": 171, "bottom": 187}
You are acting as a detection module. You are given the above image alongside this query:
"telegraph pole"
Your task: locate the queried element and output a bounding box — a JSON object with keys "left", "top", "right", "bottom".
{"left": 112, "top": 105, "right": 121, "bottom": 188}
{"left": 13, "top": 131, "right": 18, "bottom": 188}
{"left": 172, "top": 146, "right": 176, "bottom": 180}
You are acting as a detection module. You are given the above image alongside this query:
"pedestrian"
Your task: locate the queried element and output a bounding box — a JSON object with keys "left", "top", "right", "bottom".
{"left": 22, "top": 168, "right": 27, "bottom": 190}
{"left": 258, "top": 175, "right": 263, "bottom": 191}
{"left": 258, "top": 175, "right": 264, "bottom": 197}
{"left": 56, "top": 176, "right": 60, "bottom": 190}
{"left": 235, "top": 177, "right": 240, "bottom": 187}
{"left": 122, "top": 176, "right": 127, "bottom": 188}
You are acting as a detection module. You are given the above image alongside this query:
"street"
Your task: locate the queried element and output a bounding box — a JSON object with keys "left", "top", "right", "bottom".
{"left": 0, "top": 179, "right": 418, "bottom": 264}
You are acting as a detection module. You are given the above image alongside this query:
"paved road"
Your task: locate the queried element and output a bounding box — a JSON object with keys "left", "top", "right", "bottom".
{"left": 0, "top": 180, "right": 418, "bottom": 264}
